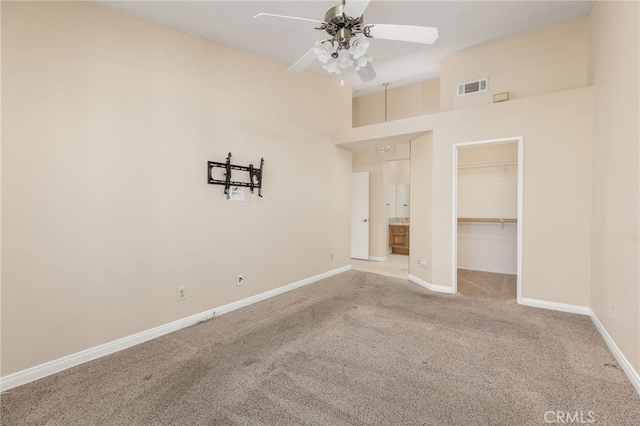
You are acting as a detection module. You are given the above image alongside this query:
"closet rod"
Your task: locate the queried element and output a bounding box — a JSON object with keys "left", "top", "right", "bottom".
{"left": 457, "top": 218, "right": 517, "bottom": 223}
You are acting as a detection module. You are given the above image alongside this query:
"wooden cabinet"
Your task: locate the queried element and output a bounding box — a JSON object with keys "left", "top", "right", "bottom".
{"left": 389, "top": 225, "right": 410, "bottom": 255}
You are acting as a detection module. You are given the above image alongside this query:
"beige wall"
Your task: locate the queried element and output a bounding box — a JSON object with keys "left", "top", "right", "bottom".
{"left": 344, "top": 1, "right": 640, "bottom": 386}
{"left": 353, "top": 79, "right": 440, "bottom": 127}
{"left": 386, "top": 159, "right": 410, "bottom": 186}
{"left": 338, "top": 87, "right": 593, "bottom": 307}
{"left": 342, "top": 0, "right": 640, "bottom": 389}
{"left": 352, "top": 145, "right": 410, "bottom": 258}
{"left": 458, "top": 143, "right": 518, "bottom": 165}
{"left": 588, "top": 0, "right": 640, "bottom": 373}
{"left": 457, "top": 142, "right": 518, "bottom": 219}
{"left": 1, "top": 1, "right": 352, "bottom": 376}
{"left": 343, "top": 16, "right": 594, "bottom": 307}
{"left": 409, "top": 133, "right": 433, "bottom": 283}
{"left": 354, "top": 17, "right": 588, "bottom": 126}
{"left": 434, "top": 88, "right": 593, "bottom": 303}
{"left": 440, "top": 17, "right": 589, "bottom": 111}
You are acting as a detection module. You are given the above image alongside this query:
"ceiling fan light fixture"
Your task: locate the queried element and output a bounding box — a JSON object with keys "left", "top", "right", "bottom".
{"left": 337, "top": 49, "right": 354, "bottom": 68}
{"left": 255, "top": 0, "right": 438, "bottom": 82}
{"left": 349, "top": 34, "right": 369, "bottom": 59}
{"left": 313, "top": 40, "right": 334, "bottom": 63}
{"left": 313, "top": 32, "right": 370, "bottom": 74}
{"left": 323, "top": 59, "right": 342, "bottom": 74}
{"left": 354, "top": 54, "right": 371, "bottom": 71}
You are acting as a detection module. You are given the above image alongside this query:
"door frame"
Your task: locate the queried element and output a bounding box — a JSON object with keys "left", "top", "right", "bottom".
{"left": 451, "top": 136, "right": 523, "bottom": 303}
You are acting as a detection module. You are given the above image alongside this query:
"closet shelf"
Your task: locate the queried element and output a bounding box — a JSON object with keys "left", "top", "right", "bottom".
{"left": 458, "top": 218, "right": 517, "bottom": 223}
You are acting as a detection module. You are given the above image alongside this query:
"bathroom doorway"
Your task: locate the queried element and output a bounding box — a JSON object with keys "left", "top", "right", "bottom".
{"left": 350, "top": 144, "right": 410, "bottom": 279}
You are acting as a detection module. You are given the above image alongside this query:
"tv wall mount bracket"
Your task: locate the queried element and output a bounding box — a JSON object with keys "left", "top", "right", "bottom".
{"left": 208, "top": 152, "right": 264, "bottom": 199}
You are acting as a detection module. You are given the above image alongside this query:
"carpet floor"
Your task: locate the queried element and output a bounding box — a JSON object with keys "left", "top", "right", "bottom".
{"left": 2, "top": 270, "right": 639, "bottom": 425}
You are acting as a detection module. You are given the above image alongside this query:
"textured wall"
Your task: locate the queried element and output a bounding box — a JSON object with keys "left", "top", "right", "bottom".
{"left": 1, "top": 1, "right": 352, "bottom": 376}
{"left": 588, "top": 0, "right": 640, "bottom": 374}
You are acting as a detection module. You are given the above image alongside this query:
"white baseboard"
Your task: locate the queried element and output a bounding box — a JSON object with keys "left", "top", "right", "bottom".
{"left": 369, "top": 256, "right": 387, "bottom": 262}
{"left": 0, "top": 265, "right": 352, "bottom": 392}
{"left": 520, "top": 297, "right": 591, "bottom": 315}
{"left": 590, "top": 311, "right": 640, "bottom": 396}
{"left": 408, "top": 274, "right": 456, "bottom": 294}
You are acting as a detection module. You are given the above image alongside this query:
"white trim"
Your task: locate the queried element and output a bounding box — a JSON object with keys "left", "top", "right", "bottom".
{"left": 452, "top": 136, "right": 523, "bottom": 303}
{"left": 368, "top": 256, "right": 388, "bottom": 262}
{"left": 408, "top": 274, "right": 456, "bottom": 294}
{"left": 516, "top": 137, "right": 523, "bottom": 304}
{"left": 452, "top": 144, "right": 459, "bottom": 294}
{"left": 520, "top": 297, "right": 590, "bottom": 316}
{"left": 0, "top": 265, "right": 352, "bottom": 392}
{"left": 589, "top": 311, "right": 640, "bottom": 396}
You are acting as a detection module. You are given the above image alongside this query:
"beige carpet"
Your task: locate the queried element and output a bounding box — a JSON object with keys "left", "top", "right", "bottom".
{"left": 2, "top": 270, "right": 639, "bottom": 425}
{"left": 457, "top": 268, "right": 517, "bottom": 300}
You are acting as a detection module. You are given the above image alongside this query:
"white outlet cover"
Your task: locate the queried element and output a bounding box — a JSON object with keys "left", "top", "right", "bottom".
{"left": 230, "top": 187, "right": 245, "bottom": 201}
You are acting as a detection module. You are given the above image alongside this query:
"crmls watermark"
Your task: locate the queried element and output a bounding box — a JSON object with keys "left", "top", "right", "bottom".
{"left": 544, "top": 411, "right": 595, "bottom": 424}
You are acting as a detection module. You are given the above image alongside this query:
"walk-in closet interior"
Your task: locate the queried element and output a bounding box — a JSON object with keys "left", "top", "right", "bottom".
{"left": 456, "top": 142, "right": 519, "bottom": 299}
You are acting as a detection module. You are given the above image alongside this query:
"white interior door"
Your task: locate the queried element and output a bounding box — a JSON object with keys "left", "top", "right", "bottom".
{"left": 351, "top": 172, "right": 370, "bottom": 260}
{"left": 396, "top": 184, "right": 410, "bottom": 217}
{"left": 386, "top": 185, "right": 397, "bottom": 218}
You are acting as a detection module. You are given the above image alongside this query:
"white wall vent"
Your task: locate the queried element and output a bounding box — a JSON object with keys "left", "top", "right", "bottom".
{"left": 457, "top": 78, "right": 488, "bottom": 96}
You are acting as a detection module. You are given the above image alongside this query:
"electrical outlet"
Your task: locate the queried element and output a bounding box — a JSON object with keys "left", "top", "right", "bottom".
{"left": 611, "top": 303, "right": 616, "bottom": 320}
{"left": 177, "top": 286, "right": 186, "bottom": 301}
{"left": 330, "top": 253, "right": 334, "bottom": 260}
{"left": 418, "top": 260, "right": 428, "bottom": 268}
{"left": 237, "top": 274, "right": 243, "bottom": 286}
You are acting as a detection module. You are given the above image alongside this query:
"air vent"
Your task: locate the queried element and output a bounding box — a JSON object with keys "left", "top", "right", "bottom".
{"left": 457, "top": 78, "right": 488, "bottom": 96}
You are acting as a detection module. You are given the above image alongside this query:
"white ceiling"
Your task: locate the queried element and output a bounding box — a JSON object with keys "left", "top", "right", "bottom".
{"left": 93, "top": 1, "right": 593, "bottom": 97}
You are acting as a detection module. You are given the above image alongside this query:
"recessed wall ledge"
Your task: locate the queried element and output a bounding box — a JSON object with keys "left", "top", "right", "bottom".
{"left": 334, "top": 86, "right": 594, "bottom": 152}
{"left": 333, "top": 114, "right": 432, "bottom": 151}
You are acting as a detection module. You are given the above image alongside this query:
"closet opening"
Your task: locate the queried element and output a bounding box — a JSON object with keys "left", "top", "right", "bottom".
{"left": 452, "top": 137, "right": 523, "bottom": 303}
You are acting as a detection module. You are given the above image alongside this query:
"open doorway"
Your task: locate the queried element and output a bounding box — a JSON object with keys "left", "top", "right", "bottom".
{"left": 452, "top": 137, "right": 523, "bottom": 303}
{"left": 350, "top": 144, "right": 410, "bottom": 279}
{"left": 383, "top": 158, "right": 410, "bottom": 276}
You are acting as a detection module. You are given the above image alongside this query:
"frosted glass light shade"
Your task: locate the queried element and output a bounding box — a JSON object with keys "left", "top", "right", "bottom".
{"left": 349, "top": 35, "right": 369, "bottom": 59}
{"left": 314, "top": 34, "right": 370, "bottom": 74}
{"left": 313, "top": 40, "right": 333, "bottom": 63}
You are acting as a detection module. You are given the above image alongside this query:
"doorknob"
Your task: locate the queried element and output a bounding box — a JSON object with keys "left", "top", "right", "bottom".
{"left": 362, "top": 219, "right": 369, "bottom": 222}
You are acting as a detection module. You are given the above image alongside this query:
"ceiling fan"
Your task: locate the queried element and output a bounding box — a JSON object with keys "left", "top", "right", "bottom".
{"left": 254, "top": 0, "right": 439, "bottom": 82}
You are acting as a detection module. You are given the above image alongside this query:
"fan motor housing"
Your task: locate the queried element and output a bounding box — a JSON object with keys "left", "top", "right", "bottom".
{"left": 323, "top": 4, "right": 364, "bottom": 38}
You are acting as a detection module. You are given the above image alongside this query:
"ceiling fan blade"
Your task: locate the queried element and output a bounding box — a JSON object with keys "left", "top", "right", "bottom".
{"left": 253, "top": 13, "right": 326, "bottom": 27}
{"left": 285, "top": 48, "right": 317, "bottom": 76}
{"left": 343, "top": 0, "right": 371, "bottom": 18}
{"left": 357, "top": 62, "right": 377, "bottom": 82}
{"left": 366, "top": 24, "right": 439, "bottom": 44}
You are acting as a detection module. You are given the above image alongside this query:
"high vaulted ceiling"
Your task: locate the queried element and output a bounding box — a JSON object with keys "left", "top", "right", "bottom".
{"left": 93, "top": 1, "right": 593, "bottom": 96}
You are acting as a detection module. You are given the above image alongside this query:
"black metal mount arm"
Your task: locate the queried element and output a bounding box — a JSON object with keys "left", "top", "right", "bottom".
{"left": 208, "top": 152, "right": 264, "bottom": 199}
